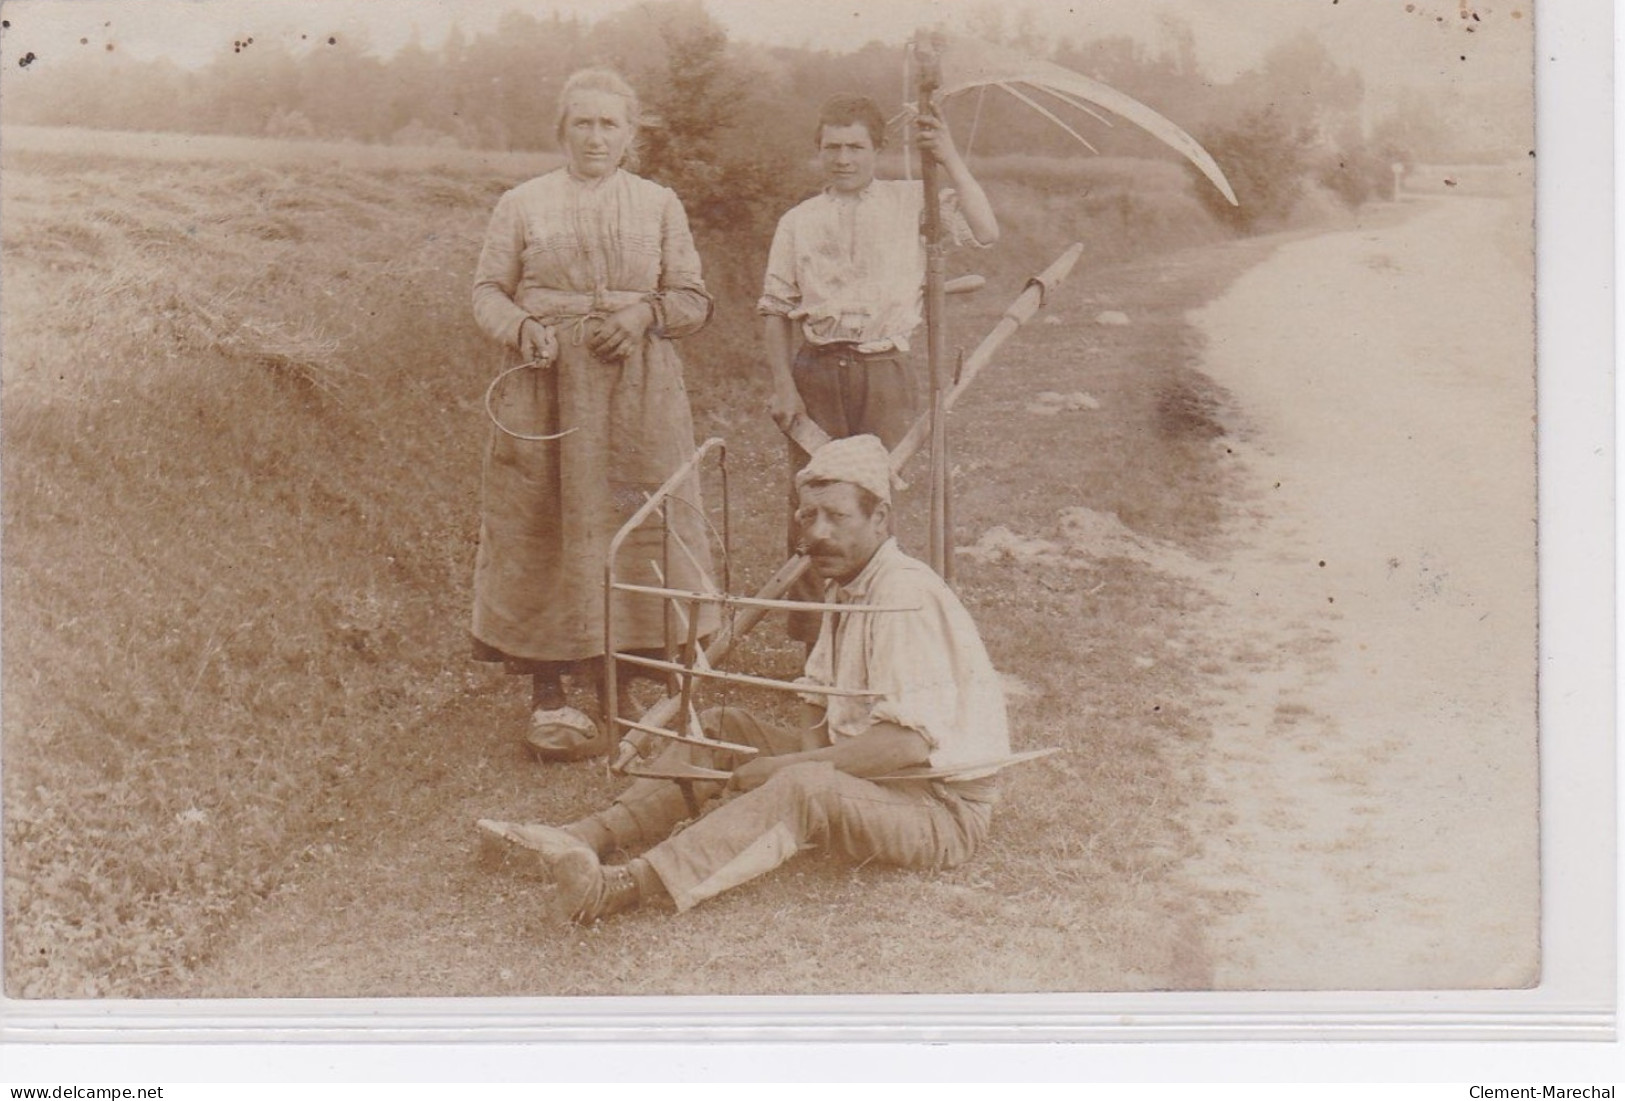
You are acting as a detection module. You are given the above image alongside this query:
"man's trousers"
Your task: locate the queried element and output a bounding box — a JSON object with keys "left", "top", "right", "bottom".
{"left": 605, "top": 707, "right": 994, "bottom": 913}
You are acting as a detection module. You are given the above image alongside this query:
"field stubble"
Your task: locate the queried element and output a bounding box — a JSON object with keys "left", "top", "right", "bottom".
{"left": 3, "top": 130, "right": 1265, "bottom": 997}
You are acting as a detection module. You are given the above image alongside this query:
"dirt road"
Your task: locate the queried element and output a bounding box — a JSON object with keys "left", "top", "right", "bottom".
{"left": 1182, "top": 192, "right": 1540, "bottom": 988}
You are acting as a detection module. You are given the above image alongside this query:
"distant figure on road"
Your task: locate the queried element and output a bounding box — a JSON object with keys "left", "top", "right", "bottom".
{"left": 470, "top": 68, "right": 716, "bottom": 762}
{"left": 479, "top": 435, "right": 1012, "bottom": 923}
{"left": 757, "top": 94, "right": 999, "bottom": 643}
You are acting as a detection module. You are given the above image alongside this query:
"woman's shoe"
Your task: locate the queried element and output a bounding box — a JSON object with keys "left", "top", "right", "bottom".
{"left": 525, "top": 706, "right": 607, "bottom": 762}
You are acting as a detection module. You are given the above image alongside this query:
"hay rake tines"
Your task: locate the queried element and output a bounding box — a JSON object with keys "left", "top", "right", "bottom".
{"left": 604, "top": 437, "right": 910, "bottom": 788}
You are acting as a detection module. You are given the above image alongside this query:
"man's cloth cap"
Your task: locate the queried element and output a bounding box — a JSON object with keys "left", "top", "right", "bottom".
{"left": 795, "top": 434, "right": 893, "bottom": 504}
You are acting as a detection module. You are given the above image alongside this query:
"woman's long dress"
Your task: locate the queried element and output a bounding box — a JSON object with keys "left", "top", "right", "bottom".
{"left": 470, "top": 167, "right": 718, "bottom": 665}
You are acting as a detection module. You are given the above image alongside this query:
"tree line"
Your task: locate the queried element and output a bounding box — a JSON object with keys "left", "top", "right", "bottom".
{"left": 0, "top": 0, "right": 1505, "bottom": 233}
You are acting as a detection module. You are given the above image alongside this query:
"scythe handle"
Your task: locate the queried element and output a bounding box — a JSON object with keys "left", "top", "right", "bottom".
{"left": 889, "top": 241, "right": 1085, "bottom": 474}
{"left": 915, "top": 30, "right": 952, "bottom": 578}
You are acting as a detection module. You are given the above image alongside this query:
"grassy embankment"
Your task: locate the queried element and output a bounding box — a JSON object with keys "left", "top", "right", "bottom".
{"left": 2, "top": 126, "right": 1262, "bottom": 997}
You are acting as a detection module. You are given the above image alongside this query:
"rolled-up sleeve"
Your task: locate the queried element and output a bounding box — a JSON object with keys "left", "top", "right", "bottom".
{"left": 856, "top": 561, "right": 1009, "bottom": 769}
{"left": 862, "top": 589, "right": 959, "bottom": 758}
{"left": 647, "top": 190, "right": 713, "bottom": 339}
{"left": 471, "top": 190, "right": 532, "bottom": 349}
{"left": 756, "top": 214, "right": 800, "bottom": 318}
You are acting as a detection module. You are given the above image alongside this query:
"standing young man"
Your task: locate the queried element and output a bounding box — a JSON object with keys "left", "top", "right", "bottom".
{"left": 757, "top": 94, "right": 998, "bottom": 641}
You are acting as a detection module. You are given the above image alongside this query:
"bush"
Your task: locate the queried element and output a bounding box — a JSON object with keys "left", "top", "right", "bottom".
{"left": 1190, "top": 106, "right": 1316, "bottom": 234}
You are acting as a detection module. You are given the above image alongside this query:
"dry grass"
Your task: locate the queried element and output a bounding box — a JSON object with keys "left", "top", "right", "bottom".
{"left": 2, "top": 135, "right": 515, "bottom": 995}
{"left": 2, "top": 127, "right": 1265, "bottom": 998}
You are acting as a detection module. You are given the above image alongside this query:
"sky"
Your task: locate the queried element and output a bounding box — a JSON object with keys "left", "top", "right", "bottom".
{"left": 0, "top": 0, "right": 1532, "bottom": 96}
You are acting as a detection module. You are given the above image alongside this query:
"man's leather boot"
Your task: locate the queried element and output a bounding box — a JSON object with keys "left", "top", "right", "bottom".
{"left": 551, "top": 848, "right": 640, "bottom": 925}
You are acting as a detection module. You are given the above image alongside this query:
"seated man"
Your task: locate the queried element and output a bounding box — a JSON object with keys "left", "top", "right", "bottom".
{"left": 479, "top": 434, "right": 1010, "bottom": 923}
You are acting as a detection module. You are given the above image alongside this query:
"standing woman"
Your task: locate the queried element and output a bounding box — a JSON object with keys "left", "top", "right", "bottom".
{"left": 471, "top": 68, "right": 717, "bottom": 761}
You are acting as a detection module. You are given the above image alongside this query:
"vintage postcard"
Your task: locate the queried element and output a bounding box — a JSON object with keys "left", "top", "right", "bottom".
{"left": 0, "top": 0, "right": 1598, "bottom": 1036}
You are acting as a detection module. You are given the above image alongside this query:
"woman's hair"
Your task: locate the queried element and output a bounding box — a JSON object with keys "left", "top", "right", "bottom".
{"left": 554, "top": 68, "right": 643, "bottom": 168}
{"left": 815, "top": 94, "right": 887, "bottom": 150}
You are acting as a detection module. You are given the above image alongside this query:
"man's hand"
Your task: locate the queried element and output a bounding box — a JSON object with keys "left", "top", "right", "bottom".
{"left": 770, "top": 377, "right": 808, "bottom": 431}
{"left": 763, "top": 315, "right": 806, "bottom": 431}
{"left": 913, "top": 111, "right": 999, "bottom": 245}
{"left": 587, "top": 302, "right": 654, "bottom": 362}
{"left": 519, "top": 319, "right": 558, "bottom": 364}
{"left": 730, "top": 756, "right": 783, "bottom": 793}
{"left": 914, "top": 113, "right": 965, "bottom": 171}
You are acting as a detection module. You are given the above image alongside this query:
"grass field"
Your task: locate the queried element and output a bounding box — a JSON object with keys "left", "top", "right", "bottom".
{"left": 1, "top": 127, "right": 1270, "bottom": 997}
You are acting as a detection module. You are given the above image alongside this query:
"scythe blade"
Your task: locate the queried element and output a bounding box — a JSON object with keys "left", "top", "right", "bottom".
{"left": 934, "top": 32, "right": 1238, "bottom": 206}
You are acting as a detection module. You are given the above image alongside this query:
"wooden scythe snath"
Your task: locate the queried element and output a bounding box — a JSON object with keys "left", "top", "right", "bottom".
{"left": 914, "top": 28, "right": 954, "bottom": 583}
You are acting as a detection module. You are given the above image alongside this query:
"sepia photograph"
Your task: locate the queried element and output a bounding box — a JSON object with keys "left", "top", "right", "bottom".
{"left": 0, "top": 0, "right": 1570, "bottom": 1020}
